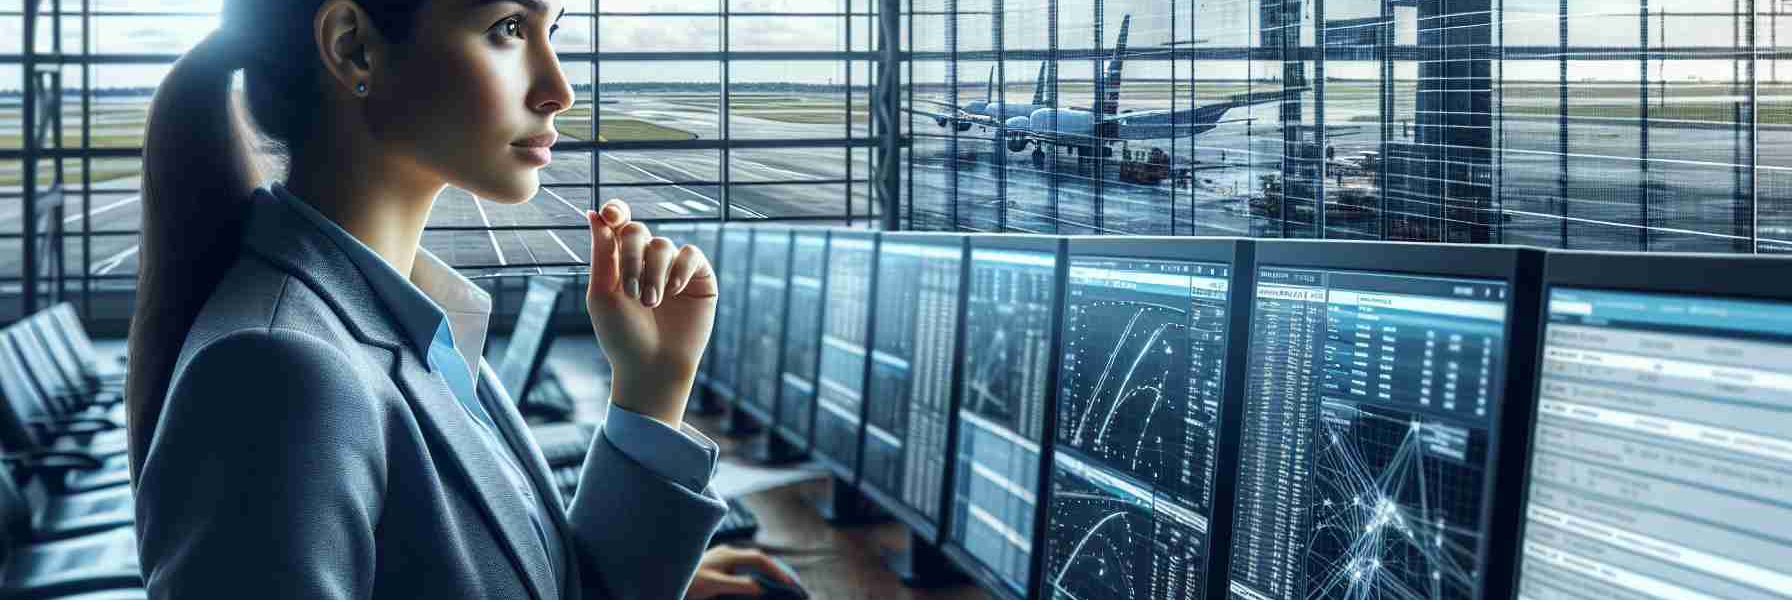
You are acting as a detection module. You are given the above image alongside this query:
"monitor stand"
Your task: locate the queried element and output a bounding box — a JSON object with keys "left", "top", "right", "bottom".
{"left": 686, "top": 386, "right": 725, "bottom": 416}
{"left": 882, "top": 531, "right": 966, "bottom": 588}
{"left": 748, "top": 434, "right": 806, "bottom": 465}
{"left": 813, "top": 478, "right": 883, "bottom": 525}
{"left": 721, "top": 407, "right": 762, "bottom": 437}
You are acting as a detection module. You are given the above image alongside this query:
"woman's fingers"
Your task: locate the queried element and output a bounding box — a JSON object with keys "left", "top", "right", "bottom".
{"left": 639, "top": 236, "right": 675, "bottom": 307}
{"left": 599, "top": 198, "right": 632, "bottom": 228}
{"left": 665, "top": 244, "right": 716, "bottom": 299}
{"left": 733, "top": 551, "right": 800, "bottom": 587}
{"left": 701, "top": 573, "right": 762, "bottom": 597}
{"left": 615, "top": 222, "right": 651, "bottom": 299}
{"left": 585, "top": 210, "right": 619, "bottom": 295}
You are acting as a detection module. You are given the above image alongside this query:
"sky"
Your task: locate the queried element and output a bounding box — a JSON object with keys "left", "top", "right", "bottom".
{"left": 0, "top": 0, "right": 1774, "bottom": 90}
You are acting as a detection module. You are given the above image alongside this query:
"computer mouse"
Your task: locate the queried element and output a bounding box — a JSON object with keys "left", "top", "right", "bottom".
{"left": 713, "top": 557, "right": 809, "bottom": 600}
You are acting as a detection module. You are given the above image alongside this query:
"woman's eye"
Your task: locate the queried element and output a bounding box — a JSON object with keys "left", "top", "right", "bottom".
{"left": 493, "top": 15, "right": 523, "bottom": 40}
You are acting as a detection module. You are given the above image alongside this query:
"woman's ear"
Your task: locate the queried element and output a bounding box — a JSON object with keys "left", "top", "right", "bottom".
{"left": 313, "top": 0, "right": 386, "bottom": 99}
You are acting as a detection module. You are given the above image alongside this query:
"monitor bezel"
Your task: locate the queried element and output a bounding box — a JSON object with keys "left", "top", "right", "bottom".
{"left": 691, "top": 222, "right": 723, "bottom": 386}
{"left": 937, "top": 234, "right": 1067, "bottom": 600}
{"left": 808, "top": 229, "right": 879, "bottom": 484}
{"left": 736, "top": 226, "right": 795, "bottom": 426}
{"left": 1040, "top": 236, "right": 1254, "bottom": 600}
{"left": 772, "top": 229, "right": 834, "bottom": 452}
{"left": 1245, "top": 240, "right": 1543, "bottom": 600}
{"left": 857, "top": 231, "right": 971, "bottom": 544}
{"left": 708, "top": 224, "right": 757, "bottom": 402}
{"left": 1506, "top": 250, "right": 1792, "bottom": 597}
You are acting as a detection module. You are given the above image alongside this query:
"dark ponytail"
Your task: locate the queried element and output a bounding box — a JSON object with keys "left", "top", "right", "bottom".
{"left": 125, "top": 0, "right": 430, "bottom": 480}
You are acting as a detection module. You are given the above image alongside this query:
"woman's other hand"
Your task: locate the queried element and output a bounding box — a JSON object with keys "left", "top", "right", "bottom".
{"left": 585, "top": 199, "right": 718, "bottom": 426}
{"left": 685, "top": 546, "right": 802, "bottom": 599}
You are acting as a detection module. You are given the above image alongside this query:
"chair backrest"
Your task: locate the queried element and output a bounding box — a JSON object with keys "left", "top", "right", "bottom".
{"left": 47, "top": 303, "right": 102, "bottom": 377}
{"left": 495, "top": 276, "right": 569, "bottom": 402}
{"left": 0, "top": 459, "right": 36, "bottom": 552}
{"left": 3, "top": 329, "right": 76, "bottom": 414}
{"left": 0, "top": 336, "right": 49, "bottom": 452}
{"left": 23, "top": 316, "right": 90, "bottom": 393}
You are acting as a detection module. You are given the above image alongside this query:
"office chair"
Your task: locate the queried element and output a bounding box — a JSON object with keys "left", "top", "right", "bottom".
{"left": 0, "top": 338, "right": 131, "bottom": 496}
{"left": 40, "top": 305, "right": 123, "bottom": 389}
{"left": 0, "top": 467, "right": 141, "bottom": 599}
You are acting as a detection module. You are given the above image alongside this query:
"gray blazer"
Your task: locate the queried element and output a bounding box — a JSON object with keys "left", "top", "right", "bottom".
{"left": 133, "top": 193, "right": 726, "bottom": 600}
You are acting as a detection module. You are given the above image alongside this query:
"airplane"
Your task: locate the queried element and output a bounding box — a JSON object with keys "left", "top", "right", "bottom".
{"left": 907, "top": 62, "right": 1055, "bottom": 132}
{"left": 1000, "top": 14, "right": 1310, "bottom": 163}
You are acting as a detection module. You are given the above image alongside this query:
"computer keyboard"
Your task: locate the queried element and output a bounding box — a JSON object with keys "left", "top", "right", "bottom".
{"left": 713, "top": 497, "right": 760, "bottom": 545}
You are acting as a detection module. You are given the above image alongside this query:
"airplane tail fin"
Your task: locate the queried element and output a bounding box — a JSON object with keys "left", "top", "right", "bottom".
{"left": 986, "top": 65, "right": 995, "bottom": 102}
{"left": 1102, "top": 14, "right": 1131, "bottom": 115}
{"left": 1032, "top": 62, "right": 1049, "bottom": 105}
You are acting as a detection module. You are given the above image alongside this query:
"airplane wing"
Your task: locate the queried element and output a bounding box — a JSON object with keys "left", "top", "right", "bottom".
{"left": 1098, "top": 86, "right": 1311, "bottom": 140}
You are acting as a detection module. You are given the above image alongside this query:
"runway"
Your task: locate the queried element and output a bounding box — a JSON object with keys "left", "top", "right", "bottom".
{"left": 3, "top": 88, "right": 1790, "bottom": 295}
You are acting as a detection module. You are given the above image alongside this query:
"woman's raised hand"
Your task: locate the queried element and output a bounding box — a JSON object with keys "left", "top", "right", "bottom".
{"left": 585, "top": 199, "right": 717, "bottom": 426}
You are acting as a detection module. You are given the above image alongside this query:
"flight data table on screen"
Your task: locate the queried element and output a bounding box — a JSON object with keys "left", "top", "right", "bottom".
{"left": 1516, "top": 288, "right": 1792, "bottom": 600}
{"left": 813, "top": 234, "right": 876, "bottom": 477}
{"left": 775, "top": 231, "right": 829, "bottom": 445}
{"left": 741, "top": 229, "right": 791, "bottom": 421}
{"left": 1229, "top": 268, "right": 1511, "bottom": 600}
{"left": 948, "top": 245, "right": 1057, "bottom": 597}
{"left": 710, "top": 228, "right": 754, "bottom": 399}
{"left": 1044, "top": 257, "right": 1234, "bottom": 600}
{"left": 863, "top": 239, "right": 964, "bottom": 534}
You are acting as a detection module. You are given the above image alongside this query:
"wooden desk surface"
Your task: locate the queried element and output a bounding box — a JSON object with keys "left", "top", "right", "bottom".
{"left": 689, "top": 413, "right": 991, "bottom": 600}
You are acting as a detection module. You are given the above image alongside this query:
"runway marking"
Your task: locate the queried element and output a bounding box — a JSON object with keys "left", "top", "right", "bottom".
{"left": 470, "top": 195, "right": 508, "bottom": 266}
{"left": 600, "top": 153, "right": 768, "bottom": 218}
{"left": 540, "top": 187, "right": 588, "bottom": 218}
{"left": 64, "top": 195, "right": 141, "bottom": 225}
{"left": 91, "top": 244, "right": 139, "bottom": 276}
{"left": 546, "top": 230, "right": 584, "bottom": 263}
{"left": 660, "top": 202, "right": 692, "bottom": 215}
{"left": 681, "top": 200, "right": 714, "bottom": 213}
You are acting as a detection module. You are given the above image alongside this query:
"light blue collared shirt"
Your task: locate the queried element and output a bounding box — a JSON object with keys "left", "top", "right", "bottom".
{"left": 269, "top": 183, "right": 721, "bottom": 575}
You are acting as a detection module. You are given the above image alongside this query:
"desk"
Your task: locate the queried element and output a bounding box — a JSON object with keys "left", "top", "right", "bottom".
{"left": 541, "top": 336, "right": 990, "bottom": 600}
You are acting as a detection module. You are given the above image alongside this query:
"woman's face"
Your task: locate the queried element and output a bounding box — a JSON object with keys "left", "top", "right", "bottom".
{"left": 368, "top": 0, "right": 573, "bottom": 204}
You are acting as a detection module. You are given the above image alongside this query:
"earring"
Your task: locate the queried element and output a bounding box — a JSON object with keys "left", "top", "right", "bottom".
{"left": 355, "top": 82, "right": 368, "bottom": 96}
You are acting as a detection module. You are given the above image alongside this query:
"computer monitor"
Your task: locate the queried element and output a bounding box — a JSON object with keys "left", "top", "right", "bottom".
{"left": 1225, "top": 241, "right": 1542, "bottom": 600}
{"left": 812, "top": 230, "right": 878, "bottom": 481}
{"left": 738, "top": 227, "right": 793, "bottom": 424}
{"left": 709, "top": 224, "right": 755, "bottom": 403}
{"left": 860, "top": 232, "right": 968, "bottom": 541}
{"left": 495, "top": 276, "right": 569, "bottom": 404}
{"left": 1041, "top": 238, "right": 1254, "bottom": 600}
{"left": 943, "top": 235, "right": 1064, "bottom": 600}
{"left": 774, "top": 229, "right": 831, "bottom": 450}
{"left": 1513, "top": 252, "right": 1792, "bottom": 600}
{"left": 691, "top": 222, "right": 723, "bottom": 390}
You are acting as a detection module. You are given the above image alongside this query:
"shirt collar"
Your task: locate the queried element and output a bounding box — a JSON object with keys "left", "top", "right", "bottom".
{"left": 269, "top": 182, "right": 491, "bottom": 372}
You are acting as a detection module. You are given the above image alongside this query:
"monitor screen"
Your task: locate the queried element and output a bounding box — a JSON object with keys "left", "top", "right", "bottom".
{"left": 776, "top": 231, "right": 830, "bottom": 446}
{"left": 863, "top": 237, "right": 965, "bottom": 535}
{"left": 739, "top": 229, "right": 792, "bottom": 421}
{"left": 692, "top": 222, "right": 723, "bottom": 385}
{"left": 1515, "top": 287, "right": 1792, "bottom": 600}
{"left": 813, "top": 233, "right": 876, "bottom": 477}
{"left": 710, "top": 227, "right": 754, "bottom": 398}
{"left": 1044, "top": 256, "right": 1234, "bottom": 600}
{"left": 1227, "top": 267, "right": 1511, "bottom": 600}
{"left": 496, "top": 277, "right": 567, "bottom": 399}
{"left": 949, "top": 245, "right": 1059, "bottom": 596}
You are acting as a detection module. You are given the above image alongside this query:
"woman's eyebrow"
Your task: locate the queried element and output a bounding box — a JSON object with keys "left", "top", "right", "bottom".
{"left": 473, "top": 0, "right": 567, "bottom": 20}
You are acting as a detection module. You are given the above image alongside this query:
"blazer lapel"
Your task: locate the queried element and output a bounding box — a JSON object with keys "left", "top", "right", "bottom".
{"left": 477, "top": 364, "right": 577, "bottom": 562}
{"left": 243, "top": 190, "right": 557, "bottom": 600}
{"left": 394, "top": 352, "right": 558, "bottom": 600}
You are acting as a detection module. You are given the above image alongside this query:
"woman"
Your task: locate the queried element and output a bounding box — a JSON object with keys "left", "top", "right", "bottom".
{"left": 126, "top": 0, "right": 790, "bottom": 597}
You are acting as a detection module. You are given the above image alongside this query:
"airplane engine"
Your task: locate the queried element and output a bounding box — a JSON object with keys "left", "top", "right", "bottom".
{"left": 1009, "top": 138, "right": 1029, "bottom": 153}
{"left": 955, "top": 121, "right": 973, "bottom": 132}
